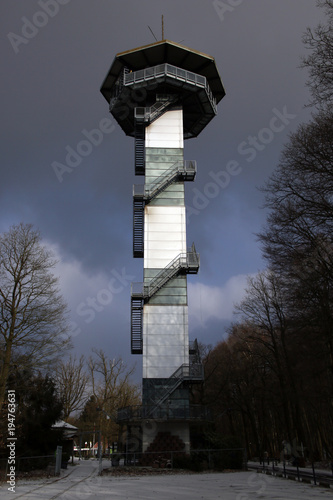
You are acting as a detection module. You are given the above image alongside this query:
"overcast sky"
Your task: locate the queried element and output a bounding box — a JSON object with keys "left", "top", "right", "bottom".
{"left": 1, "top": 0, "right": 326, "bottom": 382}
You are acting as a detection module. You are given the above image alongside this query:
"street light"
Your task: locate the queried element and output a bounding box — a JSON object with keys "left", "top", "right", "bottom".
{"left": 96, "top": 407, "right": 111, "bottom": 420}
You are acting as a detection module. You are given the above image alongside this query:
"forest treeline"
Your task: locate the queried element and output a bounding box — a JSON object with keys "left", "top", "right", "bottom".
{"left": 201, "top": 0, "right": 333, "bottom": 461}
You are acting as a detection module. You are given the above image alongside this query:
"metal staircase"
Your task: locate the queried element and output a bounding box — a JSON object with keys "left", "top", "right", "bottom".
{"left": 135, "top": 94, "right": 178, "bottom": 125}
{"left": 146, "top": 362, "right": 204, "bottom": 418}
{"left": 134, "top": 94, "right": 178, "bottom": 177}
{"left": 133, "top": 244, "right": 199, "bottom": 300}
{"left": 134, "top": 122, "right": 145, "bottom": 175}
{"left": 133, "top": 198, "right": 144, "bottom": 258}
{"left": 130, "top": 245, "right": 199, "bottom": 354}
{"left": 134, "top": 160, "right": 196, "bottom": 203}
{"left": 131, "top": 297, "right": 144, "bottom": 354}
{"left": 132, "top": 161, "right": 196, "bottom": 258}
{"left": 117, "top": 341, "right": 209, "bottom": 422}
{"left": 145, "top": 339, "right": 202, "bottom": 406}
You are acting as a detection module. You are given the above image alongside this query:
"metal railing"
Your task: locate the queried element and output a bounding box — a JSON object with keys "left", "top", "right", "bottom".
{"left": 112, "top": 448, "right": 246, "bottom": 470}
{"left": 134, "top": 94, "right": 178, "bottom": 123}
{"left": 133, "top": 160, "right": 196, "bottom": 201}
{"left": 248, "top": 458, "right": 333, "bottom": 488}
{"left": 144, "top": 363, "right": 204, "bottom": 416}
{"left": 117, "top": 404, "right": 211, "bottom": 422}
{"left": 170, "top": 362, "right": 204, "bottom": 380}
{"left": 131, "top": 245, "right": 199, "bottom": 300}
{"left": 123, "top": 63, "right": 217, "bottom": 114}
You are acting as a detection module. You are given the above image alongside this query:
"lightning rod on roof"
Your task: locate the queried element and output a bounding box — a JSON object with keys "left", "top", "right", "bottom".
{"left": 148, "top": 15, "right": 165, "bottom": 42}
{"left": 148, "top": 25, "right": 158, "bottom": 42}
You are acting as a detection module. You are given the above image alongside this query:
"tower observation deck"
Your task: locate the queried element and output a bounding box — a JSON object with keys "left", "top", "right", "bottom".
{"left": 101, "top": 40, "right": 225, "bottom": 458}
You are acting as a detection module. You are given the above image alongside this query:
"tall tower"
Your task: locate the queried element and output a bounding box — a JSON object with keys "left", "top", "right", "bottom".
{"left": 101, "top": 40, "right": 225, "bottom": 456}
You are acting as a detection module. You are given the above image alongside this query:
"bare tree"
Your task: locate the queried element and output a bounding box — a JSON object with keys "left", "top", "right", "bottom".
{"left": 235, "top": 271, "right": 296, "bottom": 441}
{"left": 301, "top": 0, "right": 333, "bottom": 109}
{"left": 88, "top": 349, "right": 140, "bottom": 416}
{"left": 0, "top": 223, "right": 71, "bottom": 408}
{"left": 55, "top": 355, "right": 89, "bottom": 419}
{"left": 260, "top": 113, "right": 333, "bottom": 266}
{"left": 259, "top": 112, "right": 333, "bottom": 380}
{"left": 87, "top": 349, "right": 140, "bottom": 448}
{"left": 205, "top": 2, "right": 333, "bottom": 458}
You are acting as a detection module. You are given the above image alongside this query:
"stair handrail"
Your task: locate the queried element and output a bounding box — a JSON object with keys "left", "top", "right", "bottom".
{"left": 133, "top": 160, "right": 196, "bottom": 201}
{"left": 146, "top": 253, "right": 185, "bottom": 297}
{"left": 134, "top": 94, "right": 178, "bottom": 123}
{"left": 148, "top": 245, "right": 199, "bottom": 298}
{"left": 131, "top": 244, "right": 199, "bottom": 300}
{"left": 147, "top": 160, "right": 196, "bottom": 200}
{"left": 146, "top": 362, "right": 204, "bottom": 416}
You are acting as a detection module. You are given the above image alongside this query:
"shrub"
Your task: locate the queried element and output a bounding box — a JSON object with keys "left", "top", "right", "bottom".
{"left": 173, "top": 453, "right": 204, "bottom": 471}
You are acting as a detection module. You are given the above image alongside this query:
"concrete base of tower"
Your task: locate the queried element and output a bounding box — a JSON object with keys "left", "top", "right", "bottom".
{"left": 142, "top": 420, "right": 190, "bottom": 454}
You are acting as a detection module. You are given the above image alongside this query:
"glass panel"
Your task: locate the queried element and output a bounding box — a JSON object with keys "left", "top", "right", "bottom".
{"left": 155, "top": 64, "right": 165, "bottom": 75}
{"left": 145, "top": 67, "right": 154, "bottom": 78}
{"left": 166, "top": 64, "right": 176, "bottom": 75}
{"left": 187, "top": 71, "right": 196, "bottom": 82}
{"left": 176, "top": 68, "right": 186, "bottom": 79}
{"left": 196, "top": 75, "right": 205, "bottom": 86}
{"left": 135, "top": 69, "right": 144, "bottom": 82}
{"left": 125, "top": 73, "right": 134, "bottom": 84}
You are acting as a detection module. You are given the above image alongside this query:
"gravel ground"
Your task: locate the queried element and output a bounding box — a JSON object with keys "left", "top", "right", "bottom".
{"left": 1, "top": 459, "right": 333, "bottom": 500}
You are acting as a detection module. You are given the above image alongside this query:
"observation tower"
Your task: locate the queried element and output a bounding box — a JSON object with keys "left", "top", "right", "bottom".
{"left": 100, "top": 39, "right": 225, "bottom": 457}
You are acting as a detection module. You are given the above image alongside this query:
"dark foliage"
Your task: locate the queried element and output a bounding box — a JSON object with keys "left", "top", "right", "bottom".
{"left": 2, "top": 370, "right": 64, "bottom": 465}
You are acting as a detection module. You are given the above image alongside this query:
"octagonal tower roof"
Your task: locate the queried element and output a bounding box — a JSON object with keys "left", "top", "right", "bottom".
{"left": 100, "top": 40, "right": 225, "bottom": 138}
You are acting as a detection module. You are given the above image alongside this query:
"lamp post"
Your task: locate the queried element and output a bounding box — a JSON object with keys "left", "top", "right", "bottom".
{"left": 96, "top": 407, "right": 117, "bottom": 465}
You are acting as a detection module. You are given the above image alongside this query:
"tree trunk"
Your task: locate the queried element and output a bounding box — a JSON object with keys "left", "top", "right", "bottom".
{"left": 0, "top": 338, "right": 13, "bottom": 408}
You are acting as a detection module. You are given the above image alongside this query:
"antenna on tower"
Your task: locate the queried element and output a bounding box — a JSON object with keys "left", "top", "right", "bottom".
{"left": 162, "top": 15, "right": 164, "bottom": 40}
{"left": 148, "top": 25, "right": 158, "bottom": 42}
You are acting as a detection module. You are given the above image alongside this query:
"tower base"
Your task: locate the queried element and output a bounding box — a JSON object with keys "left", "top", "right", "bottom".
{"left": 142, "top": 421, "right": 190, "bottom": 454}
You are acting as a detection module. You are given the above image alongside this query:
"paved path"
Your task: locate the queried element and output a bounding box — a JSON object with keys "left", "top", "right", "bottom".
{"left": 0, "top": 459, "right": 103, "bottom": 499}
{"left": 1, "top": 460, "right": 333, "bottom": 499}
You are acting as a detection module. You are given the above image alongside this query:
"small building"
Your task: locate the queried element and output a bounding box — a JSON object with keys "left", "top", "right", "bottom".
{"left": 52, "top": 420, "right": 78, "bottom": 461}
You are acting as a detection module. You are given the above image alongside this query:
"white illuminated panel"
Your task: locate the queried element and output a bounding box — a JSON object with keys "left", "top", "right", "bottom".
{"left": 142, "top": 305, "right": 189, "bottom": 379}
{"left": 145, "top": 110, "right": 183, "bottom": 149}
{"left": 144, "top": 206, "right": 186, "bottom": 269}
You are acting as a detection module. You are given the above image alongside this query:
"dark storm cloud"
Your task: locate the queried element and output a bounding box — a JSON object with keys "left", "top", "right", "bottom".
{"left": 0, "top": 0, "right": 327, "bottom": 375}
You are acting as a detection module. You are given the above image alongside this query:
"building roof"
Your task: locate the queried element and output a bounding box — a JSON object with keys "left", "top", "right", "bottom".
{"left": 52, "top": 420, "right": 78, "bottom": 438}
{"left": 52, "top": 420, "right": 78, "bottom": 430}
{"left": 100, "top": 39, "right": 225, "bottom": 104}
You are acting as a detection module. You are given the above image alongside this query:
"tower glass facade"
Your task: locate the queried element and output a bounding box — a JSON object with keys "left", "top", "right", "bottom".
{"left": 100, "top": 40, "right": 225, "bottom": 457}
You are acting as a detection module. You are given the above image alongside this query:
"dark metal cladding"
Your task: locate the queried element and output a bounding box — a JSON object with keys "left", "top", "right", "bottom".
{"left": 100, "top": 40, "right": 225, "bottom": 139}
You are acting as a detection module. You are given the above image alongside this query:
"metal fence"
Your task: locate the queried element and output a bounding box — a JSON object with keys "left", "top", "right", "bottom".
{"left": 110, "top": 448, "right": 246, "bottom": 471}
{"left": 248, "top": 457, "right": 333, "bottom": 488}
{"left": 0, "top": 454, "right": 56, "bottom": 481}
